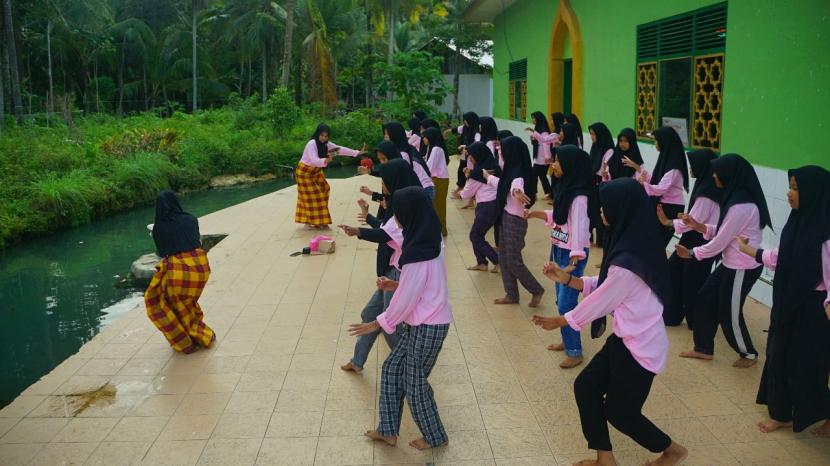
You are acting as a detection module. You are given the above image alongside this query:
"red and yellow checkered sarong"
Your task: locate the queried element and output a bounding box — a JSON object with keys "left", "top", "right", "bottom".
{"left": 294, "top": 162, "right": 331, "bottom": 225}
{"left": 144, "top": 248, "right": 215, "bottom": 353}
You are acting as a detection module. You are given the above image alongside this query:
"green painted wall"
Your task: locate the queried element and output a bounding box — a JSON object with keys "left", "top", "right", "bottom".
{"left": 492, "top": 0, "right": 830, "bottom": 170}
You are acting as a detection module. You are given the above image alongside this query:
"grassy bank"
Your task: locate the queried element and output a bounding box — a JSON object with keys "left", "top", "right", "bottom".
{"left": 0, "top": 98, "right": 381, "bottom": 247}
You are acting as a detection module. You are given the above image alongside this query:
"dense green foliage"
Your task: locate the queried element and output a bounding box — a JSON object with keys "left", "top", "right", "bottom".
{"left": 0, "top": 103, "right": 381, "bottom": 247}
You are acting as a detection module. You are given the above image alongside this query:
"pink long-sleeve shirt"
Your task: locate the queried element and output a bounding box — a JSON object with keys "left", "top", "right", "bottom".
{"left": 381, "top": 217, "right": 404, "bottom": 271}
{"left": 376, "top": 250, "right": 453, "bottom": 333}
{"left": 596, "top": 149, "right": 614, "bottom": 179}
{"left": 531, "top": 131, "right": 559, "bottom": 165}
{"left": 543, "top": 195, "right": 590, "bottom": 259}
{"left": 485, "top": 141, "right": 505, "bottom": 169}
{"left": 408, "top": 133, "right": 421, "bottom": 152}
{"left": 761, "top": 240, "right": 830, "bottom": 306}
{"left": 564, "top": 266, "right": 669, "bottom": 374}
{"left": 642, "top": 169, "right": 686, "bottom": 205}
{"left": 692, "top": 203, "right": 763, "bottom": 270}
{"left": 486, "top": 175, "right": 526, "bottom": 217}
{"left": 460, "top": 173, "right": 497, "bottom": 203}
{"left": 673, "top": 197, "right": 720, "bottom": 235}
{"left": 401, "top": 151, "right": 434, "bottom": 189}
{"left": 426, "top": 146, "right": 449, "bottom": 179}
{"left": 299, "top": 140, "right": 360, "bottom": 168}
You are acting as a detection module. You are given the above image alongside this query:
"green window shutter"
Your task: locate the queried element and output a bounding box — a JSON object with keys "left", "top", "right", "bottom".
{"left": 509, "top": 59, "right": 527, "bottom": 81}
{"left": 637, "top": 24, "right": 659, "bottom": 61}
{"left": 693, "top": 3, "right": 728, "bottom": 52}
{"left": 637, "top": 2, "right": 727, "bottom": 61}
{"left": 659, "top": 14, "right": 694, "bottom": 56}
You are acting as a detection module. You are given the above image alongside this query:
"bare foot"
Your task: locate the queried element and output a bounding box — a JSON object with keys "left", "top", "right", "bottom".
{"left": 528, "top": 293, "right": 544, "bottom": 308}
{"left": 811, "top": 419, "right": 830, "bottom": 438}
{"left": 340, "top": 361, "right": 363, "bottom": 374}
{"left": 572, "top": 460, "right": 600, "bottom": 466}
{"left": 733, "top": 357, "right": 757, "bottom": 368}
{"left": 494, "top": 297, "right": 518, "bottom": 305}
{"left": 548, "top": 343, "right": 564, "bottom": 351}
{"left": 365, "top": 430, "right": 396, "bottom": 446}
{"left": 467, "top": 264, "right": 488, "bottom": 271}
{"left": 679, "top": 350, "right": 714, "bottom": 360}
{"left": 490, "top": 264, "right": 500, "bottom": 274}
{"left": 408, "top": 437, "right": 444, "bottom": 450}
{"left": 757, "top": 418, "right": 791, "bottom": 433}
{"left": 642, "top": 441, "right": 688, "bottom": 466}
{"left": 560, "top": 356, "right": 584, "bottom": 369}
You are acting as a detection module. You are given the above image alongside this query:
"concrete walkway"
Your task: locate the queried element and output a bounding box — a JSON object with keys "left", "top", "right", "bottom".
{"left": 1, "top": 167, "right": 828, "bottom": 465}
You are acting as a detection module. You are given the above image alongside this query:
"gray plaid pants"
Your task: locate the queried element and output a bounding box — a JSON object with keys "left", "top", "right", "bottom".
{"left": 498, "top": 212, "right": 544, "bottom": 301}
{"left": 377, "top": 323, "right": 450, "bottom": 446}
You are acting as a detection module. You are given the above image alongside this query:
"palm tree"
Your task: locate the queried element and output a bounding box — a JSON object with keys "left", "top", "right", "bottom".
{"left": 280, "top": 0, "right": 295, "bottom": 88}
{"left": 109, "top": 18, "right": 155, "bottom": 114}
{"left": 191, "top": 0, "right": 204, "bottom": 112}
{"left": 224, "top": 0, "right": 285, "bottom": 102}
{"left": 2, "top": 0, "right": 24, "bottom": 125}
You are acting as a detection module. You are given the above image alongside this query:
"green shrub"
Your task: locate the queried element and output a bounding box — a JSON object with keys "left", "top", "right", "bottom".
{"left": 28, "top": 170, "right": 110, "bottom": 230}
{"left": 267, "top": 88, "right": 302, "bottom": 136}
{"left": 110, "top": 153, "right": 180, "bottom": 208}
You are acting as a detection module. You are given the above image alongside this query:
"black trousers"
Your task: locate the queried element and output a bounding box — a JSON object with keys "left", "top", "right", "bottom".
{"left": 574, "top": 335, "right": 672, "bottom": 453}
{"left": 456, "top": 160, "right": 467, "bottom": 189}
{"left": 663, "top": 252, "right": 715, "bottom": 328}
{"left": 533, "top": 164, "right": 552, "bottom": 194}
{"left": 692, "top": 264, "right": 762, "bottom": 358}
{"left": 656, "top": 203, "right": 684, "bottom": 247}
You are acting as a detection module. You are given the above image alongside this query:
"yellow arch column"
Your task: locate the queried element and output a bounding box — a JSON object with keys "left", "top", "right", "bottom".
{"left": 547, "top": 0, "right": 584, "bottom": 118}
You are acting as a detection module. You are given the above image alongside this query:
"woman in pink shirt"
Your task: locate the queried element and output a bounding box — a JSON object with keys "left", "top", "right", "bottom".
{"left": 483, "top": 136, "right": 545, "bottom": 307}
{"left": 422, "top": 127, "right": 450, "bottom": 236}
{"left": 350, "top": 186, "right": 452, "bottom": 451}
{"left": 525, "top": 145, "right": 592, "bottom": 368}
{"left": 461, "top": 142, "right": 500, "bottom": 273}
{"left": 656, "top": 149, "right": 721, "bottom": 328}
{"left": 526, "top": 111, "right": 556, "bottom": 198}
{"left": 606, "top": 128, "right": 643, "bottom": 181}
{"left": 676, "top": 154, "right": 772, "bottom": 368}
{"left": 588, "top": 122, "right": 615, "bottom": 248}
{"left": 625, "top": 126, "right": 689, "bottom": 247}
{"left": 735, "top": 165, "right": 830, "bottom": 437}
{"left": 532, "top": 178, "right": 688, "bottom": 466}
{"left": 294, "top": 124, "right": 364, "bottom": 228}
{"left": 384, "top": 122, "right": 435, "bottom": 200}
{"left": 407, "top": 117, "right": 422, "bottom": 152}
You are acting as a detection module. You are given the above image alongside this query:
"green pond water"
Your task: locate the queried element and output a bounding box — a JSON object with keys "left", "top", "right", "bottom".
{"left": 0, "top": 167, "right": 355, "bottom": 407}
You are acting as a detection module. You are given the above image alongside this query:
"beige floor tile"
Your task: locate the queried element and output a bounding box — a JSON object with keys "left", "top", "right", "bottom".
{"left": 160, "top": 414, "right": 220, "bottom": 440}
{"left": 494, "top": 456, "right": 556, "bottom": 466}
{"left": 372, "top": 440, "right": 434, "bottom": 464}
{"left": 432, "top": 430, "right": 493, "bottom": 462}
{"left": 53, "top": 375, "right": 112, "bottom": 396}
{"left": 480, "top": 403, "right": 538, "bottom": 430}
{"left": 676, "top": 391, "right": 742, "bottom": 417}
{"left": 118, "top": 357, "right": 170, "bottom": 377}
{"left": 224, "top": 390, "right": 279, "bottom": 414}
{"left": 314, "top": 435, "right": 373, "bottom": 465}
{"left": 441, "top": 404, "right": 485, "bottom": 432}
{"left": 724, "top": 440, "right": 797, "bottom": 465}
{"left": 0, "top": 418, "right": 18, "bottom": 438}
{"left": 531, "top": 399, "right": 581, "bottom": 428}
{"left": 0, "top": 443, "right": 43, "bottom": 465}
{"left": 681, "top": 444, "right": 740, "bottom": 466}
{"left": 204, "top": 355, "right": 251, "bottom": 374}
{"left": 152, "top": 373, "right": 198, "bottom": 394}
{"left": 0, "top": 395, "right": 46, "bottom": 418}
{"left": 473, "top": 381, "right": 528, "bottom": 405}
{"left": 256, "top": 437, "right": 318, "bottom": 465}
{"left": 131, "top": 394, "right": 185, "bottom": 416}
{"left": 542, "top": 424, "right": 588, "bottom": 455}
{"left": 176, "top": 392, "right": 232, "bottom": 415}
{"left": 197, "top": 438, "right": 262, "bottom": 465}
{"left": 52, "top": 417, "right": 118, "bottom": 442}
{"left": 28, "top": 441, "right": 97, "bottom": 466}
{"left": 283, "top": 370, "right": 333, "bottom": 390}
{"left": 189, "top": 372, "right": 242, "bottom": 393}
{"left": 246, "top": 354, "right": 293, "bottom": 373}
{"left": 86, "top": 441, "right": 153, "bottom": 466}
{"left": 320, "top": 408, "right": 375, "bottom": 437}
{"left": 266, "top": 410, "right": 324, "bottom": 437}
{"left": 641, "top": 394, "right": 695, "bottom": 420}
{"left": 487, "top": 427, "right": 552, "bottom": 459}
{"left": 275, "top": 389, "right": 328, "bottom": 412}
{"left": 77, "top": 357, "right": 130, "bottom": 376}
{"left": 212, "top": 411, "right": 271, "bottom": 439}
{"left": 777, "top": 438, "right": 830, "bottom": 464}
{"left": 141, "top": 439, "right": 207, "bottom": 466}
{"left": 236, "top": 371, "right": 286, "bottom": 392}
{"left": 699, "top": 413, "right": 776, "bottom": 444}
{"left": 0, "top": 417, "right": 69, "bottom": 443}
{"left": 107, "top": 416, "right": 169, "bottom": 442}
{"left": 434, "top": 383, "right": 477, "bottom": 407}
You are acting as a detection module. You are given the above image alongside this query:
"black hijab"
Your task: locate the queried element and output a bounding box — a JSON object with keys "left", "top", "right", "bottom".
{"left": 607, "top": 128, "right": 643, "bottom": 180}
{"left": 773, "top": 166, "right": 830, "bottom": 319}
{"left": 497, "top": 136, "right": 536, "bottom": 213}
{"left": 651, "top": 126, "right": 689, "bottom": 191}
{"left": 152, "top": 191, "right": 201, "bottom": 258}
{"left": 379, "top": 159, "right": 421, "bottom": 220}
{"left": 376, "top": 140, "right": 402, "bottom": 162}
{"left": 686, "top": 149, "right": 720, "bottom": 210}
{"left": 311, "top": 123, "right": 331, "bottom": 158}
{"left": 462, "top": 112, "right": 481, "bottom": 146}
{"left": 551, "top": 112, "right": 565, "bottom": 134}
{"left": 412, "top": 110, "right": 428, "bottom": 121}
{"left": 595, "top": 178, "right": 672, "bottom": 337}
{"left": 479, "top": 117, "right": 499, "bottom": 142}
{"left": 422, "top": 127, "right": 449, "bottom": 165}
{"left": 552, "top": 145, "right": 593, "bottom": 225}
{"left": 561, "top": 123, "right": 581, "bottom": 147}
{"left": 497, "top": 130, "right": 513, "bottom": 140}
{"left": 408, "top": 117, "right": 421, "bottom": 137}
{"left": 588, "top": 122, "right": 615, "bottom": 174}
{"left": 710, "top": 154, "right": 772, "bottom": 229}
{"left": 419, "top": 119, "right": 440, "bottom": 157}
{"left": 385, "top": 121, "right": 431, "bottom": 178}
{"left": 394, "top": 186, "right": 443, "bottom": 267}
{"left": 565, "top": 113, "right": 584, "bottom": 148}
{"left": 467, "top": 141, "right": 499, "bottom": 184}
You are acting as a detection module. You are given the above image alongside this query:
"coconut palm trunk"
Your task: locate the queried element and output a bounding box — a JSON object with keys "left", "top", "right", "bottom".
{"left": 2, "top": 0, "right": 24, "bottom": 125}
{"left": 280, "top": 0, "right": 295, "bottom": 87}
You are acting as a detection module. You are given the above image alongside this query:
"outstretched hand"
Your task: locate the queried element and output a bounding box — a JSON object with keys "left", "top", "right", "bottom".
{"left": 655, "top": 204, "right": 673, "bottom": 227}
{"left": 376, "top": 276, "right": 398, "bottom": 291}
{"left": 679, "top": 213, "right": 705, "bottom": 233}
{"left": 512, "top": 189, "right": 532, "bottom": 206}
{"left": 542, "top": 261, "right": 574, "bottom": 284}
{"left": 348, "top": 321, "right": 380, "bottom": 336}
{"left": 735, "top": 236, "right": 756, "bottom": 257}
{"left": 675, "top": 244, "right": 692, "bottom": 259}
{"left": 531, "top": 315, "right": 567, "bottom": 331}
{"left": 524, "top": 209, "right": 547, "bottom": 221}
{"left": 622, "top": 156, "right": 641, "bottom": 172}
{"left": 338, "top": 224, "right": 360, "bottom": 237}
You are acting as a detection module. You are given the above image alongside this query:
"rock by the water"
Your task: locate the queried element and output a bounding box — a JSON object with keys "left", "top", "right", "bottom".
{"left": 209, "top": 173, "right": 275, "bottom": 188}
{"left": 131, "top": 253, "right": 161, "bottom": 281}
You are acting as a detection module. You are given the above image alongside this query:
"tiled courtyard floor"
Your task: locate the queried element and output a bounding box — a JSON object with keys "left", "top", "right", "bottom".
{"left": 1, "top": 166, "right": 828, "bottom": 465}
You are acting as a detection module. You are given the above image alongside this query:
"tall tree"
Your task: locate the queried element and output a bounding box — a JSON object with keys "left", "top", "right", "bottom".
{"left": 280, "top": 0, "right": 294, "bottom": 88}
{"left": 191, "top": 0, "right": 202, "bottom": 112}
{"left": 2, "top": 0, "right": 24, "bottom": 124}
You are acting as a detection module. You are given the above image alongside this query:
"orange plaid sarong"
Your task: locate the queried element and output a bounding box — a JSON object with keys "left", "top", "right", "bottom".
{"left": 294, "top": 162, "right": 331, "bottom": 225}
{"left": 144, "top": 248, "right": 215, "bottom": 353}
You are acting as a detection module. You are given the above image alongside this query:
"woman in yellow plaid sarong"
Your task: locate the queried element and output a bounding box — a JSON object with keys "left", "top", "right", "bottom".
{"left": 295, "top": 124, "right": 364, "bottom": 228}
{"left": 145, "top": 191, "right": 215, "bottom": 353}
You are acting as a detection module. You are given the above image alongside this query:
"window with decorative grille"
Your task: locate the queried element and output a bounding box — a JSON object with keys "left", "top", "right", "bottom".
{"left": 635, "top": 2, "right": 727, "bottom": 150}
{"left": 509, "top": 59, "right": 528, "bottom": 121}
